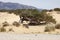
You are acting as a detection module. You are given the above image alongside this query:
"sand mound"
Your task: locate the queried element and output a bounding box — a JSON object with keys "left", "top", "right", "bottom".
{"left": 47, "top": 11, "right": 60, "bottom": 24}
{"left": 0, "top": 12, "right": 20, "bottom": 24}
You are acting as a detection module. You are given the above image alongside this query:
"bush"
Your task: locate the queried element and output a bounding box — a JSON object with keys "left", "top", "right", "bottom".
{"left": 9, "top": 28, "right": 12, "bottom": 31}
{"left": 54, "top": 8, "right": 60, "bottom": 11}
{"left": 23, "top": 24, "right": 29, "bottom": 28}
{"left": 2, "top": 21, "right": 9, "bottom": 27}
{"left": 13, "top": 21, "right": 20, "bottom": 27}
{"left": 44, "top": 26, "right": 55, "bottom": 32}
{"left": 44, "top": 23, "right": 55, "bottom": 32}
{"left": 0, "top": 27, "right": 6, "bottom": 32}
{"left": 9, "top": 28, "right": 14, "bottom": 32}
{"left": 49, "top": 9, "right": 53, "bottom": 12}
{"left": 55, "top": 24, "right": 60, "bottom": 29}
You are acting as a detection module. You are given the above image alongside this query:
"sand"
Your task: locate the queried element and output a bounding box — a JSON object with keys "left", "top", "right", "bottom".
{"left": 0, "top": 12, "right": 20, "bottom": 24}
{"left": 0, "top": 33, "right": 60, "bottom": 40}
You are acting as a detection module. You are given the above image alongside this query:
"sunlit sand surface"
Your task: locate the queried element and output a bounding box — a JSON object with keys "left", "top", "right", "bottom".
{"left": 0, "top": 33, "right": 60, "bottom": 40}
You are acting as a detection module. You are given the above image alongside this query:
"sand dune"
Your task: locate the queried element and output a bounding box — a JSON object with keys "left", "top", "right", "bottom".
{"left": 0, "top": 11, "right": 60, "bottom": 34}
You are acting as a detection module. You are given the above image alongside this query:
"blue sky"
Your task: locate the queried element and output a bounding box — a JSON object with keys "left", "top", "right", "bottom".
{"left": 0, "top": 0, "right": 60, "bottom": 9}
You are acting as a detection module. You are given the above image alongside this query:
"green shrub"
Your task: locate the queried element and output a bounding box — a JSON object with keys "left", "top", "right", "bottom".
{"left": 49, "top": 9, "right": 53, "bottom": 12}
{"left": 13, "top": 21, "right": 20, "bottom": 27}
{"left": 55, "top": 24, "right": 60, "bottom": 29}
{"left": 54, "top": 8, "right": 60, "bottom": 11}
{"left": 2, "top": 21, "right": 9, "bottom": 27}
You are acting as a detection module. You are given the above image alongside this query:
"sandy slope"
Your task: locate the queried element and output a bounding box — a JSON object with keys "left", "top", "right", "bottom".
{"left": 0, "top": 12, "right": 20, "bottom": 24}
{"left": 47, "top": 11, "right": 60, "bottom": 24}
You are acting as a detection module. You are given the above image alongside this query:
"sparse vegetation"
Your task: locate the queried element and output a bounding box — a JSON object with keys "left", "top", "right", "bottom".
{"left": 0, "top": 8, "right": 60, "bottom": 34}
{"left": 0, "top": 9, "right": 56, "bottom": 25}
{"left": 13, "top": 21, "right": 20, "bottom": 27}
{"left": 55, "top": 24, "right": 60, "bottom": 29}
{"left": 2, "top": 21, "right": 9, "bottom": 27}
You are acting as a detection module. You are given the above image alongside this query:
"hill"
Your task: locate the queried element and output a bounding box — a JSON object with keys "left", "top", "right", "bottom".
{"left": 0, "top": 2, "right": 36, "bottom": 10}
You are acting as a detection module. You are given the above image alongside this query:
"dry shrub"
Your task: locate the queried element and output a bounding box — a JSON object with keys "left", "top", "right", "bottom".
{"left": 9, "top": 28, "right": 12, "bottom": 31}
{"left": 44, "top": 23, "right": 55, "bottom": 32}
{"left": 55, "top": 24, "right": 60, "bottom": 29}
{"left": 44, "top": 26, "right": 55, "bottom": 32}
{"left": 2, "top": 21, "right": 9, "bottom": 27}
{"left": 13, "top": 21, "right": 20, "bottom": 27}
{"left": 23, "top": 24, "right": 29, "bottom": 28}
{"left": 9, "top": 28, "right": 14, "bottom": 32}
{"left": 0, "top": 27, "right": 6, "bottom": 32}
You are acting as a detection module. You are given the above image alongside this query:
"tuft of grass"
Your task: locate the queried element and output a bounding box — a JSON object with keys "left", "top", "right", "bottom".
{"left": 23, "top": 24, "right": 29, "bottom": 28}
{"left": 9, "top": 28, "right": 12, "bottom": 31}
{"left": 0, "top": 27, "right": 6, "bottom": 32}
{"left": 9, "top": 28, "right": 14, "bottom": 32}
{"left": 13, "top": 21, "right": 20, "bottom": 27}
{"left": 2, "top": 21, "right": 9, "bottom": 27}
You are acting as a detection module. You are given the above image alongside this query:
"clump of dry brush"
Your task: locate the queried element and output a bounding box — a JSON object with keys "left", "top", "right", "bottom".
{"left": 12, "top": 21, "right": 20, "bottom": 27}
{"left": 44, "top": 23, "right": 55, "bottom": 32}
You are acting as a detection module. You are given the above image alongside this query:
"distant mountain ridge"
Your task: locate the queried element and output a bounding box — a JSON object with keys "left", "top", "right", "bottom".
{"left": 0, "top": 2, "right": 37, "bottom": 10}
